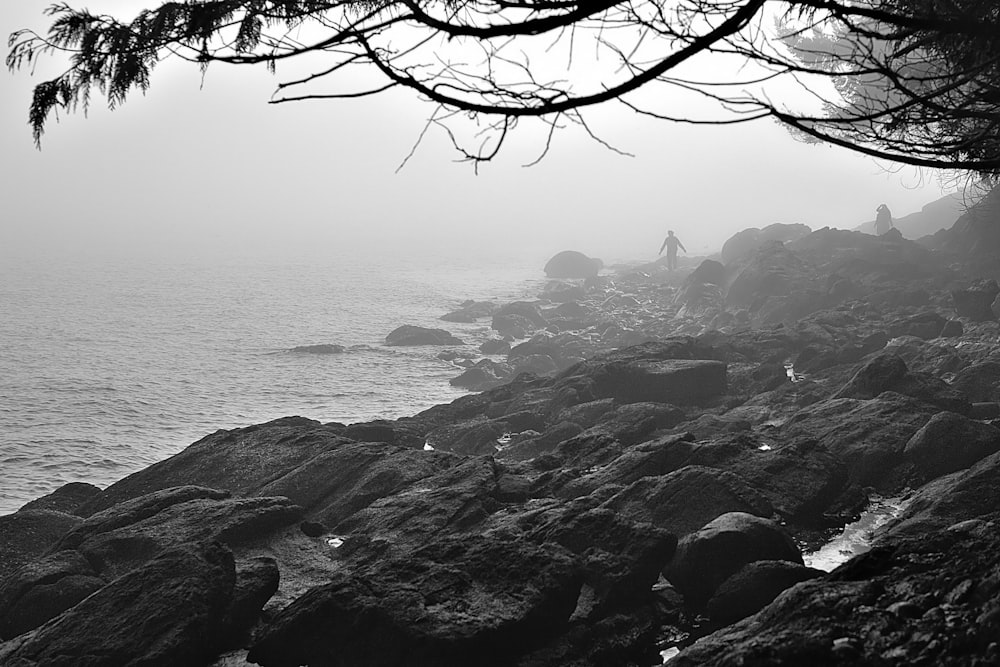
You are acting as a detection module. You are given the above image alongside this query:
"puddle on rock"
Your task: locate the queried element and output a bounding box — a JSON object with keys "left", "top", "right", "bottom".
{"left": 803, "top": 495, "right": 910, "bottom": 572}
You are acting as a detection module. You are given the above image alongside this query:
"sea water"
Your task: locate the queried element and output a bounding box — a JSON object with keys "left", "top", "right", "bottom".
{"left": 0, "top": 246, "right": 546, "bottom": 514}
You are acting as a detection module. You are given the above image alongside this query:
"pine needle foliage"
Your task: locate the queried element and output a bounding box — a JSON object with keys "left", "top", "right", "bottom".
{"left": 7, "top": 0, "right": 1000, "bottom": 174}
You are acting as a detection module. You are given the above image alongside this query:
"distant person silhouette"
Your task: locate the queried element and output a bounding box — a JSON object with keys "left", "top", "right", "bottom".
{"left": 658, "top": 230, "right": 687, "bottom": 271}
{"left": 874, "top": 204, "right": 894, "bottom": 236}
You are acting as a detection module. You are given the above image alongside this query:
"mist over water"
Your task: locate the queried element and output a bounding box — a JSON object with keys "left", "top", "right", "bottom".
{"left": 0, "top": 242, "right": 546, "bottom": 513}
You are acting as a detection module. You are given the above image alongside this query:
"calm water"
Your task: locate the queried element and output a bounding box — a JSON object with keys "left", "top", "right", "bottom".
{"left": 0, "top": 247, "right": 545, "bottom": 514}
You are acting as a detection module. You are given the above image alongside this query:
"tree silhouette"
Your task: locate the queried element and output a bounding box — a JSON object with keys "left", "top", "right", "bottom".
{"left": 7, "top": 0, "right": 1000, "bottom": 174}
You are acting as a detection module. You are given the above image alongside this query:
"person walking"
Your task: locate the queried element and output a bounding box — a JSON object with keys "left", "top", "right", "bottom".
{"left": 659, "top": 230, "right": 687, "bottom": 271}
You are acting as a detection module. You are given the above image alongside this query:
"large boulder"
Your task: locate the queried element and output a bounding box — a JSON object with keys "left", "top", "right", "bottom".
{"left": 665, "top": 512, "right": 803, "bottom": 607}
{"left": 386, "top": 325, "right": 463, "bottom": 346}
{"left": 672, "top": 525, "right": 1000, "bottom": 667}
{"left": 720, "top": 223, "right": 812, "bottom": 266}
{"left": 18, "top": 482, "right": 102, "bottom": 515}
{"left": 887, "top": 311, "right": 947, "bottom": 340}
{"left": 590, "top": 359, "right": 727, "bottom": 405}
{"left": 0, "top": 550, "right": 105, "bottom": 639}
{"left": 832, "top": 352, "right": 970, "bottom": 414}
{"left": 55, "top": 486, "right": 302, "bottom": 580}
{"left": 0, "top": 510, "right": 82, "bottom": 581}
{"left": 543, "top": 250, "right": 603, "bottom": 279}
{"left": 904, "top": 411, "right": 1000, "bottom": 479}
{"left": 951, "top": 279, "right": 999, "bottom": 321}
{"left": 951, "top": 361, "right": 1000, "bottom": 402}
{"left": 601, "top": 467, "right": 775, "bottom": 540}
{"left": 248, "top": 534, "right": 584, "bottom": 667}
{"left": 75, "top": 417, "right": 352, "bottom": 516}
{"left": 706, "top": 560, "right": 824, "bottom": 625}
{"left": 0, "top": 542, "right": 241, "bottom": 667}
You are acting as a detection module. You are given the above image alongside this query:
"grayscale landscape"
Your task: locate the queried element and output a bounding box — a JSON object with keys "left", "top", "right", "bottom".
{"left": 2, "top": 2, "right": 999, "bottom": 666}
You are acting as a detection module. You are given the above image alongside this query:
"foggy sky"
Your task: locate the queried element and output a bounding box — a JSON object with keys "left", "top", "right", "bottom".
{"left": 1, "top": 3, "right": 948, "bottom": 266}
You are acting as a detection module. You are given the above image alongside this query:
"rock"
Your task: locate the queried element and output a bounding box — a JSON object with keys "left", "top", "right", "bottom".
{"left": 440, "top": 301, "right": 496, "bottom": 323}
{"left": 539, "top": 282, "right": 586, "bottom": 303}
{"left": 673, "top": 524, "right": 1000, "bottom": 666}
{"left": 887, "top": 449, "right": 1000, "bottom": 537}
{"left": 17, "top": 483, "right": 102, "bottom": 516}
{"left": 56, "top": 486, "right": 302, "bottom": 580}
{"left": 385, "top": 325, "right": 463, "bottom": 346}
{"left": 219, "top": 557, "right": 280, "bottom": 648}
{"left": 479, "top": 338, "right": 511, "bottom": 355}
{"left": 904, "top": 411, "right": 1000, "bottom": 478}
{"left": 969, "top": 402, "right": 1000, "bottom": 419}
{"left": 725, "top": 241, "right": 812, "bottom": 309}
{"left": 590, "top": 359, "right": 727, "bottom": 405}
{"left": 450, "top": 359, "right": 513, "bottom": 391}
{"left": 492, "top": 313, "right": 538, "bottom": 338}
{"left": 0, "top": 550, "right": 104, "bottom": 639}
{"left": 951, "top": 279, "right": 999, "bottom": 321}
{"left": 888, "top": 311, "right": 947, "bottom": 339}
{"left": 252, "top": 441, "right": 457, "bottom": 526}
{"left": 0, "top": 542, "right": 238, "bottom": 667}
{"left": 76, "top": 417, "right": 350, "bottom": 516}
{"left": 512, "top": 354, "right": 559, "bottom": 377}
{"left": 665, "top": 512, "right": 803, "bottom": 607}
{"left": 951, "top": 361, "right": 1000, "bottom": 402}
{"left": 778, "top": 393, "right": 937, "bottom": 488}
{"left": 720, "top": 223, "right": 812, "bottom": 266}
{"left": 601, "top": 467, "right": 775, "bottom": 540}
{"left": 0, "top": 510, "right": 82, "bottom": 581}
{"left": 706, "top": 560, "right": 824, "bottom": 625}
{"left": 544, "top": 251, "right": 603, "bottom": 279}
{"left": 833, "top": 352, "right": 970, "bottom": 414}
{"left": 248, "top": 534, "right": 584, "bottom": 667}
{"left": 287, "top": 343, "right": 345, "bottom": 354}
{"left": 940, "top": 319, "right": 964, "bottom": 337}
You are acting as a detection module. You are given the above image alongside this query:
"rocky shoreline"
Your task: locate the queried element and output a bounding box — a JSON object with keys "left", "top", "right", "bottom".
{"left": 3, "top": 192, "right": 1000, "bottom": 666}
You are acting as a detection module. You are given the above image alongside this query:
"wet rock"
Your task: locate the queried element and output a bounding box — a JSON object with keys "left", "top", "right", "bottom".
{"left": 255, "top": 441, "right": 457, "bottom": 525}
{"left": 76, "top": 417, "right": 350, "bottom": 516}
{"left": 492, "top": 313, "right": 539, "bottom": 338}
{"left": 904, "top": 411, "right": 1000, "bottom": 479}
{"left": 951, "top": 361, "right": 1000, "bottom": 402}
{"left": 56, "top": 486, "right": 302, "bottom": 579}
{"left": 540, "top": 282, "right": 587, "bottom": 303}
{"left": 248, "top": 533, "right": 584, "bottom": 667}
{"left": 888, "top": 311, "right": 947, "bottom": 340}
{"left": 219, "top": 557, "right": 280, "bottom": 648}
{"left": 779, "top": 393, "right": 937, "bottom": 487}
{"left": 602, "top": 467, "right": 775, "bottom": 540}
{"left": 440, "top": 300, "right": 496, "bottom": 322}
{"left": 495, "top": 301, "right": 549, "bottom": 328}
{"left": 512, "top": 354, "right": 559, "bottom": 378}
{"left": 833, "top": 353, "right": 970, "bottom": 414}
{"left": 665, "top": 512, "right": 802, "bottom": 607}
{"left": 725, "top": 242, "right": 812, "bottom": 309}
{"left": 887, "top": 449, "right": 1000, "bottom": 537}
{"left": 720, "top": 223, "right": 812, "bottom": 266}
{"left": 673, "top": 523, "right": 1000, "bottom": 667}
{"left": 386, "top": 325, "right": 463, "bottom": 346}
{"left": 0, "top": 550, "right": 104, "bottom": 639}
{"left": 941, "top": 319, "right": 964, "bottom": 337}
{"left": 952, "top": 279, "right": 999, "bottom": 321}
{"left": 0, "top": 510, "right": 82, "bottom": 581}
{"left": 479, "top": 338, "right": 511, "bottom": 355}
{"left": 450, "top": 359, "right": 513, "bottom": 391}
{"left": 0, "top": 541, "right": 237, "bottom": 667}
{"left": 544, "top": 251, "right": 603, "bottom": 279}
{"left": 589, "top": 359, "right": 727, "bottom": 405}
{"left": 706, "top": 560, "right": 824, "bottom": 625}
{"left": 18, "top": 482, "right": 102, "bottom": 516}
{"left": 287, "top": 343, "right": 345, "bottom": 354}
